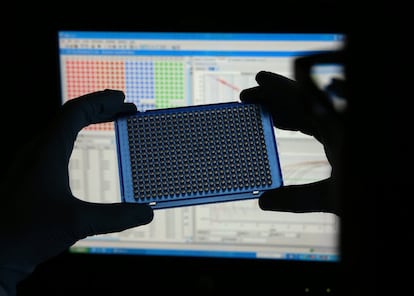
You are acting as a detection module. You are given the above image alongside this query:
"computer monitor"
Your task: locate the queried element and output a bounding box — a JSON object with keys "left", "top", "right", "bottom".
{"left": 57, "top": 31, "right": 344, "bottom": 262}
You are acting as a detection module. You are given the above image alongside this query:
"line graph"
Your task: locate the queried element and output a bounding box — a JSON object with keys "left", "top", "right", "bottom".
{"left": 193, "top": 71, "right": 257, "bottom": 104}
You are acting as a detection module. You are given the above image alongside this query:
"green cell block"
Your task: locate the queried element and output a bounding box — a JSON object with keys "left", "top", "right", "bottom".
{"left": 154, "top": 61, "right": 185, "bottom": 108}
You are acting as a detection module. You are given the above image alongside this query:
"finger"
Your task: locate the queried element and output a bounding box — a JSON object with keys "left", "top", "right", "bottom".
{"left": 61, "top": 89, "right": 137, "bottom": 135}
{"left": 255, "top": 71, "right": 297, "bottom": 90}
{"left": 325, "top": 78, "right": 346, "bottom": 97}
{"left": 258, "top": 178, "right": 340, "bottom": 215}
{"left": 239, "top": 85, "right": 267, "bottom": 103}
{"left": 240, "top": 71, "right": 298, "bottom": 104}
{"left": 6, "top": 90, "right": 134, "bottom": 181}
{"left": 75, "top": 201, "right": 154, "bottom": 238}
{"left": 241, "top": 72, "right": 314, "bottom": 135}
{"left": 44, "top": 89, "right": 136, "bottom": 166}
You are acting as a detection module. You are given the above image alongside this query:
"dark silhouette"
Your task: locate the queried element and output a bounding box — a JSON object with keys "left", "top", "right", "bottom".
{"left": 0, "top": 90, "right": 154, "bottom": 296}
{"left": 1, "top": 4, "right": 409, "bottom": 294}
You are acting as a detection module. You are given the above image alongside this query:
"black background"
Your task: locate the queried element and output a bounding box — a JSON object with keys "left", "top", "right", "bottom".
{"left": 2, "top": 1, "right": 408, "bottom": 295}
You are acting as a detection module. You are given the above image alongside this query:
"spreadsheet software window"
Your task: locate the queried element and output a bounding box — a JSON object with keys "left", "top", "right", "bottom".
{"left": 58, "top": 31, "right": 344, "bottom": 261}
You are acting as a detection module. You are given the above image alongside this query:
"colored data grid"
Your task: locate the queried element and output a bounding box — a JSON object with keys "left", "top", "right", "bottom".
{"left": 65, "top": 59, "right": 126, "bottom": 131}
{"left": 154, "top": 61, "right": 185, "bottom": 108}
{"left": 125, "top": 61, "right": 155, "bottom": 111}
{"left": 125, "top": 60, "right": 186, "bottom": 111}
{"left": 64, "top": 59, "right": 187, "bottom": 129}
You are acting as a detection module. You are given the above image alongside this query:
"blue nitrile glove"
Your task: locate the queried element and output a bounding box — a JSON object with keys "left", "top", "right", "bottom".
{"left": 0, "top": 90, "right": 154, "bottom": 296}
{"left": 240, "top": 70, "right": 345, "bottom": 216}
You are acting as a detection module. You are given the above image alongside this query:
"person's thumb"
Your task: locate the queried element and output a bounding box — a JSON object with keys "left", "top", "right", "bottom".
{"left": 75, "top": 201, "right": 154, "bottom": 238}
{"left": 258, "top": 178, "right": 340, "bottom": 216}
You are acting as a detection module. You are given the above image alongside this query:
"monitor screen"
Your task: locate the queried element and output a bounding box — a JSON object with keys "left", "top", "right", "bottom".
{"left": 57, "top": 31, "right": 345, "bottom": 262}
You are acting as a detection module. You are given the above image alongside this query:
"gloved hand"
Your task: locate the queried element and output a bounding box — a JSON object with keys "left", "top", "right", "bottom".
{"left": 0, "top": 90, "right": 154, "bottom": 295}
{"left": 240, "top": 70, "right": 344, "bottom": 216}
